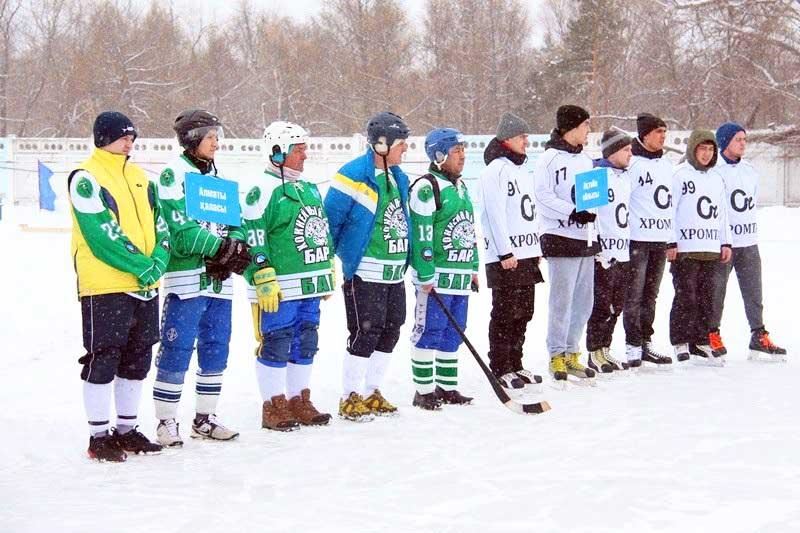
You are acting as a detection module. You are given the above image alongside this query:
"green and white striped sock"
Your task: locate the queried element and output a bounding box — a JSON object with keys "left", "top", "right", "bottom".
{"left": 436, "top": 352, "right": 459, "bottom": 391}
{"left": 411, "top": 347, "right": 436, "bottom": 394}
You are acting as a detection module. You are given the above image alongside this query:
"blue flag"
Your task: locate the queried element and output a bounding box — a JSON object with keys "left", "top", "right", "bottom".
{"left": 38, "top": 161, "right": 56, "bottom": 211}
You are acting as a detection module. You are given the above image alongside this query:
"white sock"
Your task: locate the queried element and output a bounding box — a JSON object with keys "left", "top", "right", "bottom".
{"left": 411, "top": 347, "right": 436, "bottom": 394}
{"left": 195, "top": 371, "right": 223, "bottom": 416}
{"left": 114, "top": 377, "right": 143, "bottom": 433}
{"left": 83, "top": 381, "right": 112, "bottom": 436}
{"left": 286, "top": 362, "right": 313, "bottom": 399}
{"left": 342, "top": 353, "right": 370, "bottom": 399}
{"left": 255, "top": 359, "right": 287, "bottom": 401}
{"left": 153, "top": 380, "right": 183, "bottom": 421}
{"left": 364, "top": 350, "right": 392, "bottom": 396}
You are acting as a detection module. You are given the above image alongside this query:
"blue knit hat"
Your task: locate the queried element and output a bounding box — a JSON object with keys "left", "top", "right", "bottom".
{"left": 715, "top": 122, "right": 746, "bottom": 152}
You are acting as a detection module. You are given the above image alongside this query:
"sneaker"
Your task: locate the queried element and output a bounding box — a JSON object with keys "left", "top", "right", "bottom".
{"left": 515, "top": 369, "right": 543, "bottom": 385}
{"left": 625, "top": 344, "right": 643, "bottom": 368}
{"left": 191, "top": 414, "right": 240, "bottom": 441}
{"left": 603, "top": 348, "right": 629, "bottom": 371}
{"left": 674, "top": 343, "right": 690, "bottom": 362}
{"left": 434, "top": 386, "right": 473, "bottom": 405}
{"left": 565, "top": 352, "right": 596, "bottom": 378}
{"left": 338, "top": 392, "right": 374, "bottom": 422}
{"left": 642, "top": 342, "right": 673, "bottom": 365}
{"left": 87, "top": 432, "right": 127, "bottom": 462}
{"left": 549, "top": 354, "right": 568, "bottom": 381}
{"left": 498, "top": 372, "right": 525, "bottom": 389}
{"left": 412, "top": 391, "right": 443, "bottom": 411}
{"left": 288, "top": 389, "right": 331, "bottom": 426}
{"left": 588, "top": 348, "right": 614, "bottom": 373}
{"left": 749, "top": 329, "right": 787, "bottom": 360}
{"left": 156, "top": 418, "right": 183, "bottom": 448}
{"left": 262, "top": 394, "right": 301, "bottom": 431}
{"left": 363, "top": 389, "right": 398, "bottom": 416}
{"left": 113, "top": 427, "right": 162, "bottom": 455}
{"left": 709, "top": 330, "right": 727, "bottom": 357}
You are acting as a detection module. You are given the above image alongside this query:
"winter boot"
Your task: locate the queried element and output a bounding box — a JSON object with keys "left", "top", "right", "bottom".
{"left": 642, "top": 342, "right": 673, "bottom": 366}
{"left": 708, "top": 330, "right": 727, "bottom": 357}
{"left": 192, "top": 413, "right": 240, "bottom": 440}
{"left": 603, "top": 348, "right": 629, "bottom": 371}
{"left": 412, "top": 391, "right": 443, "bottom": 411}
{"left": 749, "top": 329, "right": 787, "bottom": 362}
{"left": 87, "top": 432, "right": 127, "bottom": 462}
{"left": 262, "top": 395, "right": 301, "bottom": 431}
{"left": 549, "top": 354, "right": 568, "bottom": 381}
{"left": 363, "top": 389, "right": 398, "bottom": 416}
{"left": 565, "top": 352, "right": 596, "bottom": 379}
{"left": 625, "top": 344, "right": 643, "bottom": 368}
{"left": 673, "top": 343, "right": 690, "bottom": 363}
{"left": 156, "top": 418, "right": 183, "bottom": 448}
{"left": 515, "top": 369, "right": 543, "bottom": 386}
{"left": 588, "top": 348, "right": 614, "bottom": 374}
{"left": 288, "top": 389, "right": 331, "bottom": 426}
{"left": 498, "top": 372, "right": 525, "bottom": 389}
{"left": 113, "top": 427, "right": 162, "bottom": 455}
{"left": 435, "top": 386, "right": 473, "bottom": 405}
{"left": 338, "top": 392, "right": 374, "bottom": 422}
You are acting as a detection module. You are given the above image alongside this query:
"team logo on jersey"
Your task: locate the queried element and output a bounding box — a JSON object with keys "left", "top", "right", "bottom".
{"left": 160, "top": 168, "right": 175, "bottom": 187}
{"left": 383, "top": 198, "right": 408, "bottom": 254}
{"left": 422, "top": 247, "right": 433, "bottom": 261}
{"left": 443, "top": 210, "right": 475, "bottom": 262}
{"left": 246, "top": 186, "right": 261, "bottom": 206}
{"left": 125, "top": 242, "right": 139, "bottom": 254}
{"left": 294, "top": 205, "right": 330, "bottom": 264}
{"left": 165, "top": 327, "right": 178, "bottom": 342}
{"left": 76, "top": 177, "right": 93, "bottom": 198}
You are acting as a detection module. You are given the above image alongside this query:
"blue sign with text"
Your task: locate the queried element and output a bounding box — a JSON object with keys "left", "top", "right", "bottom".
{"left": 575, "top": 167, "right": 609, "bottom": 212}
{"left": 185, "top": 172, "right": 240, "bottom": 226}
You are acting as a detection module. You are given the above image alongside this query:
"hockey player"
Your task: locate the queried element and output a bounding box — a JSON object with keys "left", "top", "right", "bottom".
{"left": 152, "top": 109, "right": 251, "bottom": 446}
{"left": 241, "top": 121, "right": 334, "bottom": 430}
{"left": 534, "top": 105, "right": 598, "bottom": 382}
{"left": 70, "top": 111, "right": 168, "bottom": 461}
{"left": 624, "top": 113, "right": 676, "bottom": 367}
{"left": 586, "top": 130, "right": 633, "bottom": 374}
{"left": 667, "top": 130, "right": 732, "bottom": 364}
{"left": 709, "top": 122, "right": 787, "bottom": 360}
{"left": 409, "top": 128, "right": 477, "bottom": 410}
{"left": 478, "top": 112, "right": 544, "bottom": 390}
{"left": 324, "top": 111, "right": 411, "bottom": 421}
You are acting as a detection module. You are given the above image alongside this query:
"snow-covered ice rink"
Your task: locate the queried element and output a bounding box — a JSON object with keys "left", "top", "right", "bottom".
{"left": 1, "top": 206, "right": 798, "bottom": 533}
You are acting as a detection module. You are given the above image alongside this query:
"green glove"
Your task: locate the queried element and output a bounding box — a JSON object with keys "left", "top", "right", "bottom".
{"left": 254, "top": 267, "right": 282, "bottom": 313}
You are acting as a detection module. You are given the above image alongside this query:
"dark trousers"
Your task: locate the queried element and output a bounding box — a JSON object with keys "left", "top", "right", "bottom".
{"left": 586, "top": 261, "right": 629, "bottom": 351}
{"left": 488, "top": 285, "right": 536, "bottom": 376}
{"left": 79, "top": 293, "right": 160, "bottom": 384}
{"left": 669, "top": 258, "right": 717, "bottom": 345}
{"left": 623, "top": 241, "right": 666, "bottom": 346}
{"left": 710, "top": 244, "right": 764, "bottom": 332}
{"left": 343, "top": 276, "right": 406, "bottom": 358}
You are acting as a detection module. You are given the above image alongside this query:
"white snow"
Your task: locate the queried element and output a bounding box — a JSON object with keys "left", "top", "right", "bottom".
{"left": 1, "top": 206, "right": 799, "bottom": 533}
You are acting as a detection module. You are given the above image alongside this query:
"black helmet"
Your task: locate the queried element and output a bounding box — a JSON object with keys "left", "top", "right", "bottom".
{"left": 173, "top": 109, "right": 223, "bottom": 150}
{"left": 366, "top": 111, "right": 409, "bottom": 155}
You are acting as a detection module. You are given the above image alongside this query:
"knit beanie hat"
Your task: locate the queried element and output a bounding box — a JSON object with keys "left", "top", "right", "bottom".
{"left": 496, "top": 112, "right": 530, "bottom": 141}
{"left": 636, "top": 113, "right": 667, "bottom": 140}
{"left": 715, "top": 121, "right": 746, "bottom": 152}
{"left": 556, "top": 105, "right": 590, "bottom": 134}
{"left": 93, "top": 111, "right": 137, "bottom": 148}
{"left": 601, "top": 130, "right": 633, "bottom": 159}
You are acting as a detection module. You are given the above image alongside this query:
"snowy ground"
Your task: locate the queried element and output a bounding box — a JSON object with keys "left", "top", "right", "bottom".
{"left": 1, "top": 206, "right": 799, "bottom": 533}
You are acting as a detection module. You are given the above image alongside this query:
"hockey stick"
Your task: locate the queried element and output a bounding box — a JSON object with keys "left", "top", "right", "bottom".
{"left": 429, "top": 289, "right": 551, "bottom": 415}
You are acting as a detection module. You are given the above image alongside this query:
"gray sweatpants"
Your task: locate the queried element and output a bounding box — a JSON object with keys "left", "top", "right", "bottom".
{"left": 546, "top": 256, "right": 595, "bottom": 355}
{"left": 711, "top": 244, "right": 764, "bottom": 332}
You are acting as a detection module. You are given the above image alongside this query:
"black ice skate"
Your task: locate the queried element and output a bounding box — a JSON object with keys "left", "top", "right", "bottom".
{"left": 749, "top": 329, "right": 787, "bottom": 362}
{"left": 642, "top": 342, "right": 673, "bottom": 368}
{"left": 690, "top": 343, "right": 724, "bottom": 367}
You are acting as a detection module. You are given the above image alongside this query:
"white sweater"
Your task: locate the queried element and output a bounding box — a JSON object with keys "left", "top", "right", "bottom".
{"left": 672, "top": 162, "right": 731, "bottom": 253}
{"left": 533, "top": 148, "right": 595, "bottom": 242}
{"left": 714, "top": 157, "right": 759, "bottom": 248}
{"left": 595, "top": 165, "right": 632, "bottom": 264}
{"left": 627, "top": 154, "right": 674, "bottom": 242}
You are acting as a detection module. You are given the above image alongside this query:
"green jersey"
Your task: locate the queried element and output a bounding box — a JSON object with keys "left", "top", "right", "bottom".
{"left": 354, "top": 168, "right": 409, "bottom": 283}
{"left": 156, "top": 155, "right": 244, "bottom": 300}
{"left": 241, "top": 170, "right": 334, "bottom": 301}
{"left": 409, "top": 171, "right": 479, "bottom": 295}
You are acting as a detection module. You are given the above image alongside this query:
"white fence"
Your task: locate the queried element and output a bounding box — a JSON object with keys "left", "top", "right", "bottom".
{"left": 0, "top": 131, "right": 797, "bottom": 226}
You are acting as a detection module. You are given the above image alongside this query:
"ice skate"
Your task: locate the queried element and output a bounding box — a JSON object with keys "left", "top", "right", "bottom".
{"left": 748, "top": 329, "right": 788, "bottom": 363}
{"left": 87, "top": 432, "right": 127, "bottom": 463}
{"left": 498, "top": 372, "right": 525, "bottom": 390}
{"left": 603, "top": 348, "right": 630, "bottom": 372}
{"left": 113, "top": 427, "right": 162, "bottom": 455}
{"left": 156, "top": 418, "right": 184, "bottom": 448}
{"left": 515, "top": 369, "right": 543, "bottom": 392}
{"left": 565, "top": 353, "right": 597, "bottom": 386}
{"left": 673, "top": 343, "right": 691, "bottom": 364}
{"left": 708, "top": 330, "right": 727, "bottom": 357}
{"left": 690, "top": 343, "right": 724, "bottom": 367}
{"left": 548, "top": 354, "right": 568, "bottom": 385}
{"left": 191, "top": 413, "right": 240, "bottom": 441}
{"left": 588, "top": 348, "right": 615, "bottom": 374}
{"left": 625, "top": 344, "right": 643, "bottom": 370}
{"left": 338, "top": 392, "right": 374, "bottom": 422}
{"left": 641, "top": 342, "right": 673, "bottom": 369}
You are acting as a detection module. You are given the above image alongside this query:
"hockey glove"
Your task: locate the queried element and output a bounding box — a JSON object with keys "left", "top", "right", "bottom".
{"left": 254, "top": 267, "right": 282, "bottom": 313}
{"left": 209, "top": 237, "right": 252, "bottom": 275}
{"left": 569, "top": 209, "right": 596, "bottom": 225}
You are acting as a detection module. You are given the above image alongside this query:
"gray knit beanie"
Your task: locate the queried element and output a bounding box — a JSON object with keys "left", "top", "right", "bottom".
{"left": 601, "top": 130, "right": 633, "bottom": 159}
{"left": 496, "top": 112, "right": 530, "bottom": 141}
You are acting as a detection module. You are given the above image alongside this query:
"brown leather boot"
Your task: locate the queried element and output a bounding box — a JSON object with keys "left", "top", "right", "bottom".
{"left": 288, "top": 389, "right": 332, "bottom": 426}
{"left": 261, "top": 394, "right": 300, "bottom": 431}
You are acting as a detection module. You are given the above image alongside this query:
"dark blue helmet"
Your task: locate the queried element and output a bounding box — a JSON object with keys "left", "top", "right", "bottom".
{"left": 366, "top": 111, "right": 410, "bottom": 154}
{"left": 425, "top": 128, "right": 465, "bottom": 165}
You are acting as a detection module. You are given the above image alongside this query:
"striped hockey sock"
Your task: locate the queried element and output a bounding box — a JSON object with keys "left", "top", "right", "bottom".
{"left": 411, "top": 347, "right": 436, "bottom": 394}
{"left": 153, "top": 370, "right": 184, "bottom": 421}
{"left": 436, "top": 352, "right": 459, "bottom": 391}
{"left": 196, "top": 371, "right": 223, "bottom": 416}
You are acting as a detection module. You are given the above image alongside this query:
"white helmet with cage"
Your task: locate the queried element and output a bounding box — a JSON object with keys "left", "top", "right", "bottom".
{"left": 263, "top": 121, "right": 310, "bottom": 164}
